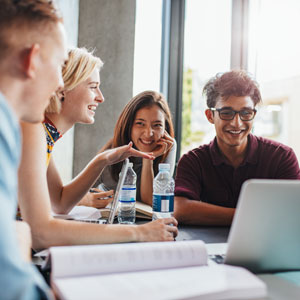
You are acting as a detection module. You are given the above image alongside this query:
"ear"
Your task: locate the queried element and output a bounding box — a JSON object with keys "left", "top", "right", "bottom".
{"left": 205, "top": 109, "right": 215, "bottom": 124}
{"left": 57, "top": 89, "right": 65, "bottom": 100}
{"left": 23, "top": 44, "right": 40, "bottom": 79}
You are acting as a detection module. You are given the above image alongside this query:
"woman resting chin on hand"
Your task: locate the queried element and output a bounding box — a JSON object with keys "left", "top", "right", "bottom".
{"left": 95, "top": 90, "right": 177, "bottom": 206}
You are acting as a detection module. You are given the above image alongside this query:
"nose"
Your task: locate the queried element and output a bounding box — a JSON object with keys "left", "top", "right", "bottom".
{"left": 144, "top": 126, "right": 154, "bottom": 137}
{"left": 95, "top": 88, "right": 105, "bottom": 103}
{"left": 230, "top": 112, "right": 243, "bottom": 127}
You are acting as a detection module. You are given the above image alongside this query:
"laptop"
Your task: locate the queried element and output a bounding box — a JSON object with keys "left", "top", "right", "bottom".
{"left": 210, "top": 179, "right": 300, "bottom": 273}
{"left": 35, "top": 159, "right": 130, "bottom": 266}
{"left": 105, "top": 158, "right": 129, "bottom": 224}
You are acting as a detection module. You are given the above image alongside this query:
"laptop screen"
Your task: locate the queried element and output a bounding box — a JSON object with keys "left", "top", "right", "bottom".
{"left": 224, "top": 179, "right": 300, "bottom": 273}
{"left": 107, "top": 158, "right": 129, "bottom": 224}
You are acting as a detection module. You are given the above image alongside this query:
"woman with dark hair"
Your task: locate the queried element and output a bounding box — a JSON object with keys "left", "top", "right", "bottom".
{"left": 97, "top": 90, "right": 176, "bottom": 206}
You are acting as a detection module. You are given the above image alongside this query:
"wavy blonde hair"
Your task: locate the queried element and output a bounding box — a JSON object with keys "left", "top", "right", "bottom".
{"left": 46, "top": 47, "right": 103, "bottom": 113}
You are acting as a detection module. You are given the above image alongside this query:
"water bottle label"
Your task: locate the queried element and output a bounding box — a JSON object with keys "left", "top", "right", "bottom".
{"left": 152, "top": 194, "right": 174, "bottom": 212}
{"left": 119, "top": 187, "right": 136, "bottom": 203}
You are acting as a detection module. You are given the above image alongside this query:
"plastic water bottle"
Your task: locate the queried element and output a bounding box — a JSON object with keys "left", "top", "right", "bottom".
{"left": 118, "top": 163, "right": 136, "bottom": 224}
{"left": 152, "top": 163, "right": 174, "bottom": 220}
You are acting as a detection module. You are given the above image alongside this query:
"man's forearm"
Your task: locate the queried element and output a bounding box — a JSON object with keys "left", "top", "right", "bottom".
{"left": 174, "top": 196, "right": 235, "bottom": 226}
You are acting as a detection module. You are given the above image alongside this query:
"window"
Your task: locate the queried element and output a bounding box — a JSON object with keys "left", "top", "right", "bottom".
{"left": 181, "top": 0, "right": 232, "bottom": 155}
{"left": 134, "top": 0, "right": 300, "bottom": 161}
{"left": 248, "top": 0, "right": 300, "bottom": 159}
{"left": 133, "top": 0, "right": 163, "bottom": 95}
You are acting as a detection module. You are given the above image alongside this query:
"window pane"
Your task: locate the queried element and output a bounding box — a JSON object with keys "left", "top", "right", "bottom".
{"left": 248, "top": 0, "right": 300, "bottom": 160}
{"left": 133, "top": 0, "right": 162, "bottom": 95}
{"left": 181, "top": 0, "right": 232, "bottom": 155}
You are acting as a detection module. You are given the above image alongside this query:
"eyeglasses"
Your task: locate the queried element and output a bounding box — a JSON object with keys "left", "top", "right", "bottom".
{"left": 210, "top": 107, "right": 257, "bottom": 121}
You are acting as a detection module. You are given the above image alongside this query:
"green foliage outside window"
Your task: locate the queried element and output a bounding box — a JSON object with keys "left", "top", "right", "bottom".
{"left": 181, "top": 68, "right": 205, "bottom": 155}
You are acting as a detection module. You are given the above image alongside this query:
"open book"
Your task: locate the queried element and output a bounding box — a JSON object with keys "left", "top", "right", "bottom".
{"left": 99, "top": 200, "right": 153, "bottom": 220}
{"left": 135, "top": 200, "right": 152, "bottom": 219}
{"left": 50, "top": 240, "right": 267, "bottom": 300}
{"left": 52, "top": 206, "right": 102, "bottom": 221}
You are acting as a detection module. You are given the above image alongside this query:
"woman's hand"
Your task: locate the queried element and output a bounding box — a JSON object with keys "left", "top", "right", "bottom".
{"left": 78, "top": 188, "right": 114, "bottom": 209}
{"left": 136, "top": 218, "right": 178, "bottom": 242}
{"left": 151, "top": 131, "right": 174, "bottom": 158}
{"left": 101, "top": 142, "right": 155, "bottom": 165}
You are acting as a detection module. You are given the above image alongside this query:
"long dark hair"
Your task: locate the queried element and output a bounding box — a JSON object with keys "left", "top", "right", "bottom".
{"left": 101, "top": 90, "right": 174, "bottom": 181}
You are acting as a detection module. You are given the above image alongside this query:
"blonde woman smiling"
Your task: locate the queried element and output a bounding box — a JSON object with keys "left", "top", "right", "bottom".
{"left": 18, "top": 48, "right": 177, "bottom": 249}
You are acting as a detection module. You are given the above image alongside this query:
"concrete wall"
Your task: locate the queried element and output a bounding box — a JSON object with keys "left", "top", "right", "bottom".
{"left": 53, "top": 0, "right": 79, "bottom": 183}
{"left": 73, "top": 0, "right": 136, "bottom": 177}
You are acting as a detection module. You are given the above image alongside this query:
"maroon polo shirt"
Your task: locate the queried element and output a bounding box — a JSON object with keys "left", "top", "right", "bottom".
{"left": 175, "top": 134, "right": 300, "bottom": 208}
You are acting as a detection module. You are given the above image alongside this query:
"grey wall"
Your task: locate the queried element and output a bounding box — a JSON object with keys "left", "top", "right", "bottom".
{"left": 73, "top": 0, "right": 136, "bottom": 176}
{"left": 54, "top": 0, "right": 79, "bottom": 183}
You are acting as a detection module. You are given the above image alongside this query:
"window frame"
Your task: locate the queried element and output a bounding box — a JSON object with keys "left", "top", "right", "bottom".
{"left": 160, "top": 0, "right": 250, "bottom": 161}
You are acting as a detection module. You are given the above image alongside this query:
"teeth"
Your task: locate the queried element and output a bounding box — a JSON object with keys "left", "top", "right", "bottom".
{"left": 229, "top": 130, "right": 242, "bottom": 134}
{"left": 141, "top": 140, "right": 152, "bottom": 144}
{"left": 88, "top": 105, "right": 96, "bottom": 111}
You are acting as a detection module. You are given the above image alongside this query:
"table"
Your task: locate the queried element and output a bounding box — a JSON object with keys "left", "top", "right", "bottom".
{"left": 174, "top": 223, "right": 300, "bottom": 300}
{"left": 176, "top": 225, "right": 230, "bottom": 243}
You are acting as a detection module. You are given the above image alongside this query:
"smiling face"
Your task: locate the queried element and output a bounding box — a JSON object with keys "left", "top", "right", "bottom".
{"left": 131, "top": 105, "right": 165, "bottom": 152}
{"left": 205, "top": 95, "right": 255, "bottom": 154}
{"left": 61, "top": 68, "right": 104, "bottom": 125}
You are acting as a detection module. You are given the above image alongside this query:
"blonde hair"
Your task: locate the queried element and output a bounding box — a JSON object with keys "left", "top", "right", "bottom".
{"left": 46, "top": 47, "right": 103, "bottom": 113}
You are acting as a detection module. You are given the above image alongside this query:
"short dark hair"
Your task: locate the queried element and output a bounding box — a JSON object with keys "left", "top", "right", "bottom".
{"left": 202, "top": 70, "right": 262, "bottom": 108}
{"left": 0, "top": 0, "right": 62, "bottom": 57}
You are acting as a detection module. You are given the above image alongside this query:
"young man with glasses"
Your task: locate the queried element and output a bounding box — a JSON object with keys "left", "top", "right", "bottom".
{"left": 174, "top": 70, "right": 300, "bottom": 226}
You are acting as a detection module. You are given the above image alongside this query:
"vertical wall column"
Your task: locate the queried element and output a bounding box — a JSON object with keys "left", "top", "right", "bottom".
{"left": 53, "top": 0, "right": 79, "bottom": 183}
{"left": 73, "top": 0, "right": 136, "bottom": 177}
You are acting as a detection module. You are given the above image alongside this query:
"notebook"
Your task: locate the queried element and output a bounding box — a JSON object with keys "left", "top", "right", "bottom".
{"left": 49, "top": 240, "right": 267, "bottom": 300}
{"left": 210, "top": 179, "right": 300, "bottom": 273}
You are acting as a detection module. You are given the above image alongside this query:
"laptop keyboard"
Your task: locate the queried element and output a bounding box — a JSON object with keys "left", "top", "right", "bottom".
{"left": 74, "top": 219, "right": 107, "bottom": 224}
{"left": 209, "top": 254, "right": 225, "bottom": 264}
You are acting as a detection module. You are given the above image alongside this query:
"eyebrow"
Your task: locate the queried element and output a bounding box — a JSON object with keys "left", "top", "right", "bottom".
{"left": 88, "top": 81, "right": 100, "bottom": 85}
{"left": 135, "top": 118, "right": 163, "bottom": 123}
{"left": 219, "top": 106, "right": 254, "bottom": 110}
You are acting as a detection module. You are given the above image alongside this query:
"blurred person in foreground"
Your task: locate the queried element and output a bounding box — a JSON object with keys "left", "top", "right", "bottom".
{"left": 0, "top": 0, "right": 68, "bottom": 298}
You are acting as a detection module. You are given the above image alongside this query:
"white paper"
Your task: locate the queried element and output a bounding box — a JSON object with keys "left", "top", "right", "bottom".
{"left": 50, "top": 240, "right": 207, "bottom": 279}
{"left": 52, "top": 205, "right": 101, "bottom": 220}
{"left": 53, "top": 265, "right": 267, "bottom": 300}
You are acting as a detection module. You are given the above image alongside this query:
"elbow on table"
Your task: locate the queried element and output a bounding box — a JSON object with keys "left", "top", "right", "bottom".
{"left": 174, "top": 196, "right": 191, "bottom": 225}
{"left": 30, "top": 219, "right": 56, "bottom": 250}
{"left": 31, "top": 229, "right": 49, "bottom": 250}
{"left": 51, "top": 201, "right": 73, "bottom": 215}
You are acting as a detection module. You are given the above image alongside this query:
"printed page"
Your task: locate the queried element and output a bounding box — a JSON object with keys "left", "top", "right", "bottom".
{"left": 52, "top": 265, "right": 267, "bottom": 300}
{"left": 52, "top": 205, "right": 101, "bottom": 220}
{"left": 50, "top": 240, "right": 207, "bottom": 279}
{"left": 135, "top": 201, "right": 153, "bottom": 218}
